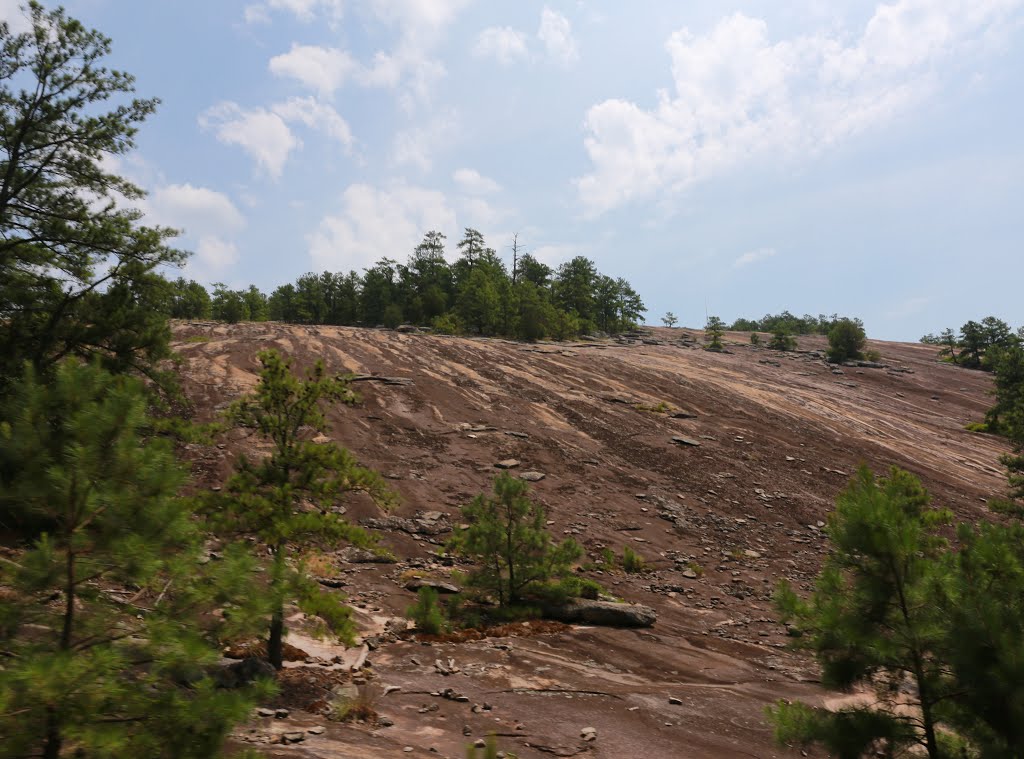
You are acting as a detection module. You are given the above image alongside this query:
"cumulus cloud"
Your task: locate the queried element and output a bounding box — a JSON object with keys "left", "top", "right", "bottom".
{"left": 269, "top": 44, "right": 358, "bottom": 97}
{"left": 199, "top": 103, "right": 298, "bottom": 179}
{"left": 272, "top": 97, "right": 354, "bottom": 149}
{"left": 576, "top": 0, "right": 1024, "bottom": 215}
{"left": 309, "top": 183, "right": 458, "bottom": 272}
{"left": 538, "top": 7, "right": 578, "bottom": 64}
{"left": 148, "top": 184, "right": 246, "bottom": 235}
{"left": 200, "top": 97, "right": 355, "bottom": 175}
{"left": 195, "top": 236, "right": 241, "bottom": 273}
{"left": 474, "top": 26, "right": 529, "bottom": 65}
{"left": 733, "top": 247, "right": 777, "bottom": 269}
{"left": 453, "top": 168, "right": 501, "bottom": 195}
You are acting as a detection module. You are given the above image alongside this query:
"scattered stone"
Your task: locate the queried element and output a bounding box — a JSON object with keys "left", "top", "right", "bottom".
{"left": 519, "top": 471, "right": 546, "bottom": 482}
{"left": 671, "top": 436, "right": 701, "bottom": 447}
{"left": 274, "top": 709, "right": 290, "bottom": 719}
{"left": 256, "top": 707, "right": 275, "bottom": 718}
{"left": 307, "top": 726, "right": 326, "bottom": 735}
{"left": 668, "top": 697, "right": 683, "bottom": 706}
{"left": 505, "top": 430, "right": 530, "bottom": 439}
{"left": 669, "top": 411, "right": 698, "bottom": 419}
{"left": 581, "top": 727, "right": 597, "bottom": 742}
{"left": 281, "top": 732, "right": 305, "bottom": 744}
{"left": 378, "top": 716, "right": 395, "bottom": 727}
{"left": 495, "top": 459, "right": 520, "bottom": 469}
{"left": 338, "top": 546, "right": 397, "bottom": 564}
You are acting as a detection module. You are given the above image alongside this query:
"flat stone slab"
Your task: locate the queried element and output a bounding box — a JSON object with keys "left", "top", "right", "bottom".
{"left": 671, "top": 436, "right": 701, "bottom": 447}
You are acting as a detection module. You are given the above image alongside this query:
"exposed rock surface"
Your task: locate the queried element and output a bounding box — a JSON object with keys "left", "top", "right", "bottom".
{"left": 172, "top": 322, "right": 1008, "bottom": 759}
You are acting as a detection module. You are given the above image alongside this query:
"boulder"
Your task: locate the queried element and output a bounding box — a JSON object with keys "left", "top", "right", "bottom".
{"left": 671, "top": 436, "right": 701, "bottom": 447}
{"left": 545, "top": 599, "right": 656, "bottom": 628}
{"left": 215, "top": 657, "right": 276, "bottom": 689}
{"left": 405, "top": 577, "right": 461, "bottom": 594}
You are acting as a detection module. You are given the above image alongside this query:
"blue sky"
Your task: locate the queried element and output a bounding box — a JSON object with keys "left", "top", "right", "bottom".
{"left": 4, "top": 0, "right": 1023, "bottom": 339}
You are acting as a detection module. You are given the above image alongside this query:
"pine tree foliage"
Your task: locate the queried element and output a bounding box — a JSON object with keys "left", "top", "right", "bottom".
{"left": 0, "top": 360, "right": 263, "bottom": 759}
{"left": 0, "top": 4, "right": 185, "bottom": 394}
{"left": 448, "top": 473, "right": 582, "bottom": 607}
{"left": 770, "top": 466, "right": 954, "bottom": 758}
{"left": 937, "top": 522, "right": 1024, "bottom": 756}
{"left": 205, "top": 350, "right": 393, "bottom": 667}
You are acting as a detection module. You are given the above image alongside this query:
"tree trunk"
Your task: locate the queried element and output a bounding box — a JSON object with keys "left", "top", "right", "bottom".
{"left": 42, "top": 707, "right": 63, "bottom": 759}
{"left": 268, "top": 605, "right": 284, "bottom": 670}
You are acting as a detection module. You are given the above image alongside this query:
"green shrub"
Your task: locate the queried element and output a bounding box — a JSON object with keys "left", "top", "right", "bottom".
{"left": 407, "top": 586, "right": 449, "bottom": 634}
{"left": 750, "top": 332, "right": 761, "bottom": 345}
{"left": 622, "top": 546, "right": 646, "bottom": 573}
{"left": 432, "top": 312, "right": 462, "bottom": 335}
{"left": 826, "top": 318, "right": 867, "bottom": 363}
{"left": 600, "top": 547, "right": 617, "bottom": 568}
{"left": 768, "top": 329, "right": 796, "bottom": 351}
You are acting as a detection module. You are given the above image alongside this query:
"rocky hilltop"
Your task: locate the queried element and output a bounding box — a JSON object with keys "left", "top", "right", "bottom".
{"left": 173, "top": 322, "right": 1008, "bottom": 759}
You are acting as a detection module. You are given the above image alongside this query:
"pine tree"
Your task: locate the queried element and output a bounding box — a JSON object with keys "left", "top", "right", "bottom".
{"left": 0, "top": 360, "right": 262, "bottom": 759}
{"left": 0, "top": 4, "right": 185, "bottom": 395}
{"left": 448, "top": 473, "right": 581, "bottom": 607}
{"left": 938, "top": 521, "right": 1024, "bottom": 756}
{"left": 206, "top": 350, "right": 392, "bottom": 668}
{"left": 704, "top": 316, "right": 725, "bottom": 351}
{"left": 769, "top": 466, "right": 954, "bottom": 758}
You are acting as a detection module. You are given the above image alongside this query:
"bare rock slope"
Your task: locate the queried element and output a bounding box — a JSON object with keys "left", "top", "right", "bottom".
{"left": 174, "top": 322, "right": 1008, "bottom": 759}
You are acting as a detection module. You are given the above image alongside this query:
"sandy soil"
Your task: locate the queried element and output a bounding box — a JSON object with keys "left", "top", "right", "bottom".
{"left": 172, "top": 322, "right": 1010, "bottom": 759}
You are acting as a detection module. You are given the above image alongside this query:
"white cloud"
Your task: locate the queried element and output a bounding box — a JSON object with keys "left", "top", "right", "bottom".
{"left": 272, "top": 97, "right": 354, "bottom": 149}
{"left": 0, "top": 0, "right": 31, "bottom": 33}
{"left": 538, "top": 7, "right": 578, "bottom": 64}
{"left": 243, "top": 5, "right": 271, "bottom": 24}
{"left": 392, "top": 112, "right": 459, "bottom": 171}
{"left": 244, "top": 0, "right": 344, "bottom": 24}
{"left": 366, "top": 0, "right": 472, "bottom": 40}
{"left": 269, "top": 44, "right": 357, "bottom": 97}
{"left": 309, "top": 183, "right": 458, "bottom": 272}
{"left": 200, "top": 97, "right": 356, "bottom": 175}
{"left": 199, "top": 103, "right": 298, "bottom": 179}
{"left": 195, "top": 236, "right": 241, "bottom": 273}
{"left": 148, "top": 184, "right": 246, "bottom": 235}
{"left": 733, "top": 247, "right": 777, "bottom": 269}
{"left": 576, "top": 0, "right": 1024, "bottom": 215}
{"left": 474, "top": 26, "right": 529, "bottom": 65}
{"left": 453, "top": 168, "right": 500, "bottom": 195}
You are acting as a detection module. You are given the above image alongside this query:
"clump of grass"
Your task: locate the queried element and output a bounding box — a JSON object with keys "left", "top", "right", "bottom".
{"left": 331, "top": 683, "right": 381, "bottom": 723}
{"left": 184, "top": 335, "right": 211, "bottom": 343}
{"left": 965, "top": 422, "right": 991, "bottom": 433}
{"left": 621, "top": 546, "right": 646, "bottom": 573}
{"left": 600, "top": 547, "right": 617, "bottom": 568}
{"left": 684, "top": 561, "right": 704, "bottom": 577}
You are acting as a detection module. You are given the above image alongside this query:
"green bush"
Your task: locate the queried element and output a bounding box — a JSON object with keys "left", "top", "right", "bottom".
{"left": 407, "top": 586, "right": 449, "bottom": 635}
{"left": 826, "top": 318, "right": 867, "bottom": 363}
{"left": 750, "top": 332, "right": 761, "bottom": 345}
{"left": 768, "top": 329, "right": 796, "bottom": 351}
{"left": 432, "top": 312, "right": 462, "bottom": 335}
{"left": 622, "top": 546, "right": 646, "bottom": 573}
